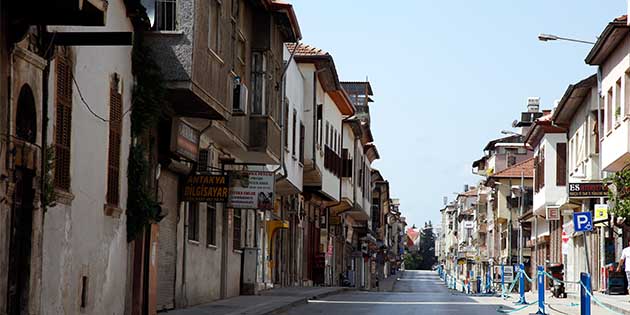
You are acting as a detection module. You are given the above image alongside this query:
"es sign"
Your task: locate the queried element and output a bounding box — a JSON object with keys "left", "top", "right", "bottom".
{"left": 568, "top": 183, "right": 607, "bottom": 198}
{"left": 573, "top": 212, "right": 593, "bottom": 232}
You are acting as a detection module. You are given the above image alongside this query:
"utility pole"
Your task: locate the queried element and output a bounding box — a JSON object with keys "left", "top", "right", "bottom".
{"left": 519, "top": 171, "right": 524, "bottom": 265}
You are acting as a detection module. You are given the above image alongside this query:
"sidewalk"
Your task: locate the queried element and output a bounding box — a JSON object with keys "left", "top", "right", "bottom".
{"left": 501, "top": 290, "right": 630, "bottom": 315}
{"left": 162, "top": 287, "right": 347, "bottom": 315}
{"left": 566, "top": 291, "right": 630, "bottom": 315}
{"left": 377, "top": 272, "right": 402, "bottom": 292}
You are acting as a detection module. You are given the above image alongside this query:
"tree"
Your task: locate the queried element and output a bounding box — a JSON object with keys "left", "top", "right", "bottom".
{"left": 418, "top": 221, "right": 437, "bottom": 269}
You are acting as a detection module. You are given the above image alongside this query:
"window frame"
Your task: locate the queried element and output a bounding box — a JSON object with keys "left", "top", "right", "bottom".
{"left": 208, "top": 0, "right": 222, "bottom": 54}
{"left": 188, "top": 202, "right": 200, "bottom": 242}
{"left": 206, "top": 203, "right": 217, "bottom": 246}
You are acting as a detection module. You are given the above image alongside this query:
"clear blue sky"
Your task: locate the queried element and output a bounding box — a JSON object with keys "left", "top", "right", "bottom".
{"left": 291, "top": 0, "right": 625, "bottom": 228}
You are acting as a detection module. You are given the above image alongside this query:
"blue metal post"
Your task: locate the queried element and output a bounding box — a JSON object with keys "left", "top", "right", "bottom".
{"left": 501, "top": 264, "right": 505, "bottom": 297}
{"left": 536, "top": 265, "right": 546, "bottom": 315}
{"left": 517, "top": 263, "right": 527, "bottom": 304}
{"left": 580, "top": 273, "right": 591, "bottom": 315}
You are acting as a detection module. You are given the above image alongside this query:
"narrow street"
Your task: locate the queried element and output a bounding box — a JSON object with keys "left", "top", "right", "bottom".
{"left": 281, "top": 270, "right": 505, "bottom": 315}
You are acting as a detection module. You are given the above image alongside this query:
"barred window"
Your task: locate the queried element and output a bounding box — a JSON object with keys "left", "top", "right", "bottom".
{"left": 207, "top": 203, "right": 216, "bottom": 246}
{"left": 188, "top": 203, "right": 199, "bottom": 241}
{"left": 106, "top": 74, "right": 122, "bottom": 206}
{"left": 233, "top": 209, "right": 241, "bottom": 250}
{"left": 54, "top": 56, "right": 73, "bottom": 190}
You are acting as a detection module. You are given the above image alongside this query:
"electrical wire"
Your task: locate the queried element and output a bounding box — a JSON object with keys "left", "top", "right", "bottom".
{"left": 72, "top": 75, "right": 133, "bottom": 123}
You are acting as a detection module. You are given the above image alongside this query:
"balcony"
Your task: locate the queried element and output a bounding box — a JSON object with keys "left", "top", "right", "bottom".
{"left": 601, "top": 116, "right": 630, "bottom": 171}
{"left": 242, "top": 115, "right": 281, "bottom": 164}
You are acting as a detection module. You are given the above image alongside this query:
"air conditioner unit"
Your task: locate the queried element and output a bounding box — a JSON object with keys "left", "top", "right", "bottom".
{"left": 233, "top": 81, "right": 248, "bottom": 114}
{"left": 197, "top": 146, "right": 215, "bottom": 172}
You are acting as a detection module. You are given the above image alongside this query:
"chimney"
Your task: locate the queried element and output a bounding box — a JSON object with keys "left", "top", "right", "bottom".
{"left": 464, "top": 184, "right": 469, "bottom": 192}
{"left": 527, "top": 97, "right": 540, "bottom": 113}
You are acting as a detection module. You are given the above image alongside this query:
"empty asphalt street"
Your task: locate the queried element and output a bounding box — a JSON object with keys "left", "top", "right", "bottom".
{"left": 279, "top": 270, "right": 606, "bottom": 315}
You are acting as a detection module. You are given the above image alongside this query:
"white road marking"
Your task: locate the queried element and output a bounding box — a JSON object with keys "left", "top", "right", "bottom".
{"left": 307, "top": 300, "right": 483, "bottom": 305}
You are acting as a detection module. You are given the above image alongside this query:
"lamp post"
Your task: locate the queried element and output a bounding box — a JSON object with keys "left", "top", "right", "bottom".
{"left": 537, "top": 33, "right": 595, "bottom": 45}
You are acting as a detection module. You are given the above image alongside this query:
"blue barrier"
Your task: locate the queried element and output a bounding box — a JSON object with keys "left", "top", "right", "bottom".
{"left": 536, "top": 266, "right": 546, "bottom": 315}
{"left": 501, "top": 264, "right": 505, "bottom": 297}
{"left": 517, "top": 263, "right": 527, "bottom": 304}
{"left": 580, "top": 273, "right": 590, "bottom": 315}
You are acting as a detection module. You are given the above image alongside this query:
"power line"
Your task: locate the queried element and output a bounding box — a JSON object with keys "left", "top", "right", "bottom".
{"left": 71, "top": 75, "right": 132, "bottom": 123}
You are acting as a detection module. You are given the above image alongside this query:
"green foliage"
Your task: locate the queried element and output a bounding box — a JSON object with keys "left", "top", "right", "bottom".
{"left": 404, "top": 222, "right": 437, "bottom": 270}
{"left": 403, "top": 252, "right": 423, "bottom": 270}
{"left": 42, "top": 145, "right": 56, "bottom": 208}
{"left": 130, "top": 34, "right": 170, "bottom": 137}
{"left": 126, "top": 143, "right": 161, "bottom": 240}
{"left": 125, "top": 29, "right": 169, "bottom": 241}
{"left": 608, "top": 168, "right": 630, "bottom": 219}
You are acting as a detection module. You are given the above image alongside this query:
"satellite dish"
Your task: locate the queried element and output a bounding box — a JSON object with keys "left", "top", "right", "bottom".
{"left": 511, "top": 120, "right": 518, "bottom": 127}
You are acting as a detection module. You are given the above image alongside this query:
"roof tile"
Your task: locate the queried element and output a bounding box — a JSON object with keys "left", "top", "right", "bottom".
{"left": 490, "top": 157, "right": 534, "bottom": 178}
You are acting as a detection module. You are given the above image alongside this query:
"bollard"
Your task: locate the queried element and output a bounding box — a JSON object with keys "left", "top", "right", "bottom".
{"left": 517, "top": 263, "right": 527, "bottom": 304}
{"left": 536, "top": 266, "right": 546, "bottom": 315}
{"left": 477, "top": 276, "right": 481, "bottom": 294}
{"left": 580, "top": 273, "right": 591, "bottom": 315}
{"left": 501, "top": 264, "right": 505, "bottom": 297}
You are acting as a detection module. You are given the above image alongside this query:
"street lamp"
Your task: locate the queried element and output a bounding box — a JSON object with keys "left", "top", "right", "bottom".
{"left": 537, "top": 33, "right": 595, "bottom": 45}
{"left": 501, "top": 130, "right": 521, "bottom": 136}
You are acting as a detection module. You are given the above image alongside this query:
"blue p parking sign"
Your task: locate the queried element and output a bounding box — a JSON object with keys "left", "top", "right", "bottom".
{"left": 573, "top": 212, "right": 593, "bottom": 232}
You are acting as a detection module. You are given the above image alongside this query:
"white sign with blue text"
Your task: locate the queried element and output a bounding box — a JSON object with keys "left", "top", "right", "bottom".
{"left": 573, "top": 212, "right": 593, "bottom": 232}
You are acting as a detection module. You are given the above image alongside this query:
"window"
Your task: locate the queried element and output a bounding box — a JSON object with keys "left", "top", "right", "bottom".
{"left": 325, "top": 121, "right": 329, "bottom": 147}
{"left": 237, "top": 35, "right": 246, "bottom": 65}
{"left": 626, "top": 73, "right": 630, "bottom": 117}
{"left": 284, "top": 100, "right": 289, "bottom": 149}
{"left": 251, "top": 52, "right": 266, "bottom": 114}
{"left": 292, "top": 109, "right": 297, "bottom": 156}
{"left": 106, "top": 74, "right": 123, "bottom": 206}
{"left": 54, "top": 56, "right": 73, "bottom": 191}
{"left": 556, "top": 143, "right": 567, "bottom": 186}
{"left": 154, "top": 0, "right": 177, "bottom": 31}
{"left": 317, "top": 104, "right": 322, "bottom": 146}
{"left": 208, "top": 0, "right": 221, "bottom": 53}
{"left": 607, "top": 88, "right": 613, "bottom": 132}
{"left": 299, "top": 123, "right": 305, "bottom": 164}
{"left": 333, "top": 129, "right": 337, "bottom": 153}
{"left": 188, "top": 203, "right": 199, "bottom": 241}
{"left": 233, "top": 209, "right": 242, "bottom": 250}
{"left": 207, "top": 203, "right": 216, "bottom": 246}
{"left": 616, "top": 79, "right": 622, "bottom": 122}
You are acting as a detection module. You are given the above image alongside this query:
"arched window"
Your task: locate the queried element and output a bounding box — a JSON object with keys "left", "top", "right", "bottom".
{"left": 16, "top": 84, "right": 37, "bottom": 143}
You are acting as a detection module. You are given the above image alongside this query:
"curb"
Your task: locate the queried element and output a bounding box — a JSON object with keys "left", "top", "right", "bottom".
{"left": 262, "top": 288, "right": 349, "bottom": 315}
{"left": 565, "top": 292, "right": 630, "bottom": 315}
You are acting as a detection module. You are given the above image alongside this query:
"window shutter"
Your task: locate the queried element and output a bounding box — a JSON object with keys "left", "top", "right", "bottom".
{"left": 533, "top": 156, "right": 539, "bottom": 192}
{"left": 54, "top": 56, "right": 73, "bottom": 190}
{"left": 556, "top": 143, "right": 567, "bottom": 186}
{"left": 540, "top": 153, "right": 545, "bottom": 188}
{"left": 106, "top": 76, "right": 123, "bottom": 206}
{"left": 198, "top": 149, "right": 209, "bottom": 172}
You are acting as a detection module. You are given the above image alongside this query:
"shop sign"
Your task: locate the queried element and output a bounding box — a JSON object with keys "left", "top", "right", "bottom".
{"left": 545, "top": 206, "right": 560, "bottom": 221}
{"left": 594, "top": 204, "right": 609, "bottom": 224}
{"left": 568, "top": 182, "right": 608, "bottom": 198}
{"left": 181, "top": 174, "right": 229, "bottom": 202}
{"left": 463, "top": 221, "right": 474, "bottom": 229}
{"left": 170, "top": 119, "right": 200, "bottom": 161}
{"left": 228, "top": 170, "right": 275, "bottom": 209}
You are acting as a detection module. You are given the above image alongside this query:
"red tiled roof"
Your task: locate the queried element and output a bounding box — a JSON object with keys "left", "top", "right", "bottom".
{"left": 490, "top": 157, "right": 534, "bottom": 178}
{"left": 461, "top": 188, "right": 478, "bottom": 197}
{"left": 286, "top": 43, "right": 329, "bottom": 56}
{"left": 615, "top": 15, "right": 627, "bottom": 22}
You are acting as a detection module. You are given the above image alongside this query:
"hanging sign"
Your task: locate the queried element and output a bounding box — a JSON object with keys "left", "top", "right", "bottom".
{"left": 181, "top": 174, "right": 229, "bottom": 202}
{"left": 228, "top": 170, "right": 275, "bottom": 209}
{"left": 170, "top": 118, "right": 200, "bottom": 161}
{"left": 546, "top": 206, "right": 560, "bottom": 221}
{"left": 562, "top": 230, "right": 569, "bottom": 255}
{"left": 594, "top": 204, "right": 609, "bottom": 224}
{"left": 568, "top": 182, "right": 608, "bottom": 198}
